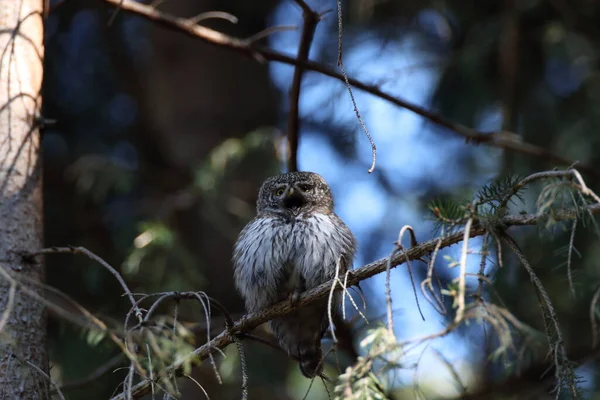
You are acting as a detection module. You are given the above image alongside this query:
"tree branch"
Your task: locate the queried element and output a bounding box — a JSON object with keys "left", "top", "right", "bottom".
{"left": 110, "top": 203, "right": 600, "bottom": 399}
{"left": 286, "top": 1, "right": 320, "bottom": 172}
{"left": 87, "top": 0, "right": 600, "bottom": 179}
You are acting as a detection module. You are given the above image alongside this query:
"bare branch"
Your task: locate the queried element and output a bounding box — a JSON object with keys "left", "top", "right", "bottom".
{"left": 335, "top": 0, "right": 376, "bottom": 173}
{"left": 455, "top": 217, "right": 473, "bottom": 323}
{"left": 182, "top": 373, "right": 209, "bottom": 400}
{"left": 21, "top": 360, "right": 64, "bottom": 400}
{"left": 386, "top": 225, "right": 421, "bottom": 335}
{"left": 432, "top": 349, "right": 467, "bottom": 396}
{"left": 286, "top": 1, "right": 320, "bottom": 172}
{"left": 26, "top": 246, "right": 143, "bottom": 323}
{"left": 327, "top": 257, "right": 343, "bottom": 343}
{"left": 566, "top": 219, "right": 577, "bottom": 298}
{"left": 187, "top": 11, "right": 238, "bottom": 25}
{"left": 420, "top": 237, "right": 446, "bottom": 315}
{"left": 501, "top": 233, "right": 578, "bottom": 398}
{"left": 85, "top": 0, "right": 600, "bottom": 179}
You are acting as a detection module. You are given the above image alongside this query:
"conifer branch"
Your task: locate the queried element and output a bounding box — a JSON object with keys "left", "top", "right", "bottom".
{"left": 111, "top": 203, "right": 600, "bottom": 399}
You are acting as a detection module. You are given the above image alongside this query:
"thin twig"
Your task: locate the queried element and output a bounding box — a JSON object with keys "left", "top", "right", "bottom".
{"left": 25, "top": 360, "right": 66, "bottom": 400}
{"left": 431, "top": 349, "right": 467, "bottom": 396}
{"left": 566, "top": 219, "right": 577, "bottom": 298}
{"left": 126, "top": 362, "right": 135, "bottom": 400}
{"left": 28, "top": 246, "right": 143, "bottom": 322}
{"left": 336, "top": 0, "right": 376, "bottom": 173}
{"left": 455, "top": 218, "right": 474, "bottom": 323}
{"left": 187, "top": 11, "right": 238, "bottom": 25}
{"left": 327, "top": 257, "right": 343, "bottom": 343}
{"left": 337, "top": 269, "right": 367, "bottom": 323}
{"left": 233, "top": 335, "right": 248, "bottom": 400}
{"left": 191, "top": 292, "right": 221, "bottom": 385}
{"left": 570, "top": 168, "right": 600, "bottom": 203}
{"left": 502, "top": 233, "right": 578, "bottom": 398}
{"left": 591, "top": 286, "right": 600, "bottom": 348}
{"left": 182, "top": 374, "right": 209, "bottom": 400}
{"left": 385, "top": 225, "right": 422, "bottom": 334}
{"left": 146, "top": 343, "right": 155, "bottom": 398}
{"left": 244, "top": 25, "right": 298, "bottom": 44}
{"left": 475, "top": 233, "right": 490, "bottom": 300}
{"left": 420, "top": 237, "right": 446, "bottom": 315}
{"left": 384, "top": 248, "right": 397, "bottom": 335}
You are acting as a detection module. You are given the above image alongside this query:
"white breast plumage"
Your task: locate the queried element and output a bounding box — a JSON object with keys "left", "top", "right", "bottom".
{"left": 232, "top": 212, "right": 346, "bottom": 311}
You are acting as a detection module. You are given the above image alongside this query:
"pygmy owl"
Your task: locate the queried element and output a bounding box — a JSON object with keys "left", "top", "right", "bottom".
{"left": 233, "top": 171, "right": 356, "bottom": 378}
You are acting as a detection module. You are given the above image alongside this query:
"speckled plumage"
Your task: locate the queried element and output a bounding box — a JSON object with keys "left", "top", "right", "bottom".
{"left": 233, "top": 171, "right": 356, "bottom": 378}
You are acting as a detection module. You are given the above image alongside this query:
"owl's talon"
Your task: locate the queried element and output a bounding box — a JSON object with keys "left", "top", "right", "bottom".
{"left": 289, "top": 291, "right": 301, "bottom": 306}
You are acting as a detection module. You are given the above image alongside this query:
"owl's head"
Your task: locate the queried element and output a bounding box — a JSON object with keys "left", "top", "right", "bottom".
{"left": 256, "top": 171, "right": 334, "bottom": 214}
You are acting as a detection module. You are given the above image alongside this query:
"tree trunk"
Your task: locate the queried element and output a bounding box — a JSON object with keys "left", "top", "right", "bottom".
{"left": 0, "top": 0, "right": 47, "bottom": 398}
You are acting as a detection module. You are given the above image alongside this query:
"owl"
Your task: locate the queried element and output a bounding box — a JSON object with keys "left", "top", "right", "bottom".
{"left": 233, "top": 171, "right": 356, "bottom": 378}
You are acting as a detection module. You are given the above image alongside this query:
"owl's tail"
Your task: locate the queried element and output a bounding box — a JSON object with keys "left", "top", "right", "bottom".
{"left": 298, "top": 341, "right": 323, "bottom": 378}
{"left": 270, "top": 310, "right": 327, "bottom": 379}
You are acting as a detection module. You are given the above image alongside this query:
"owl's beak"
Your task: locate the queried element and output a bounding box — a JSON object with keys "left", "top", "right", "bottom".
{"left": 283, "top": 187, "right": 305, "bottom": 210}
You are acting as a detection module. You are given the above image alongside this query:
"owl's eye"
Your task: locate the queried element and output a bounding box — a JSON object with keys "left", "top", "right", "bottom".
{"left": 275, "top": 188, "right": 285, "bottom": 196}
{"left": 299, "top": 184, "right": 311, "bottom": 193}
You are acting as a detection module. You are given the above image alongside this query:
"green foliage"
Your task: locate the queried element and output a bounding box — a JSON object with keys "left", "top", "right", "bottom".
{"left": 536, "top": 178, "right": 600, "bottom": 235}
{"left": 85, "top": 328, "right": 106, "bottom": 347}
{"left": 429, "top": 171, "right": 600, "bottom": 236}
{"left": 423, "top": 170, "right": 600, "bottom": 397}
{"left": 123, "top": 221, "right": 198, "bottom": 290}
{"left": 193, "top": 129, "right": 276, "bottom": 197}
{"left": 440, "top": 280, "right": 459, "bottom": 308}
{"left": 428, "top": 198, "right": 468, "bottom": 234}
{"left": 428, "top": 174, "right": 525, "bottom": 231}
{"left": 475, "top": 174, "right": 524, "bottom": 213}
{"left": 129, "top": 318, "right": 198, "bottom": 395}
{"left": 334, "top": 327, "right": 397, "bottom": 400}
{"left": 67, "top": 155, "right": 135, "bottom": 203}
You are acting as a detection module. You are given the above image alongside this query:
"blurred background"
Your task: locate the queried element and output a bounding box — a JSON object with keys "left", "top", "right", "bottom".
{"left": 43, "top": 0, "right": 600, "bottom": 398}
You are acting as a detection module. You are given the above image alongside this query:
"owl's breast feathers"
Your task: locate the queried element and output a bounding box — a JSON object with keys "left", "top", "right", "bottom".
{"left": 232, "top": 212, "right": 356, "bottom": 312}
